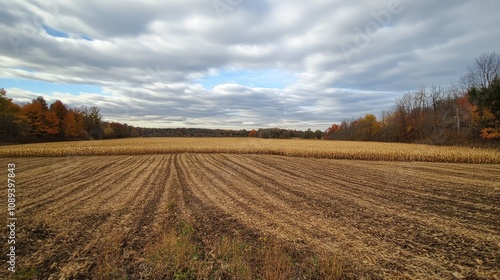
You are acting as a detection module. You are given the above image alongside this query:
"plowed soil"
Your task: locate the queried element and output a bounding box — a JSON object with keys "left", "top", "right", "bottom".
{"left": 1, "top": 154, "right": 499, "bottom": 279}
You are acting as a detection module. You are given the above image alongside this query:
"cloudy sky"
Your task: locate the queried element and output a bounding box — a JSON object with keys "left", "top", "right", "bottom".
{"left": 1, "top": 0, "right": 499, "bottom": 130}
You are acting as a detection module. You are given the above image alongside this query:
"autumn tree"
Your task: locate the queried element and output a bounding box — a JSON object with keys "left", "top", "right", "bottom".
{"left": 469, "top": 77, "right": 500, "bottom": 119}
{"left": 43, "top": 110, "right": 60, "bottom": 137}
{"left": 108, "top": 122, "right": 129, "bottom": 138}
{"left": 461, "top": 52, "right": 500, "bottom": 139}
{"left": 21, "top": 101, "right": 45, "bottom": 137}
{"left": 326, "top": 86, "right": 470, "bottom": 144}
{"left": 0, "top": 88, "right": 23, "bottom": 141}
{"left": 49, "top": 100, "right": 69, "bottom": 138}
{"left": 359, "top": 114, "right": 381, "bottom": 140}
{"left": 1, "top": 92, "right": 100, "bottom": 142}
{"left": 50, "top": 100, "right": 68, "bottom": 120}
{"left": 33, "top": 96, "right": 49, "bottom": 111}
{"left": 378, "top": 110, "right": 405, "bottom": 142}
{"left": 62, "top": 111, "right": 80, "bottom": 138}
{"left": 468, "top": 77, "right": 500, "bottom": 139}
{"left": 129, "top": 126, "right": 140, "bottom": 137}
{"left": 324, "top": 124, "right": 342, "bottom": 140}
{"left": 21, "top": 99, "right": 60, "bottom": 139}
{"left": 73, "top": 110, "right": 85, "bottom": 137}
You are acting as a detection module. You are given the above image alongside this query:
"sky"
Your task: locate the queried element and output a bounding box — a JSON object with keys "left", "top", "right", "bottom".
{"left": 1, "top": 0, "right": 500, "bottom": 130}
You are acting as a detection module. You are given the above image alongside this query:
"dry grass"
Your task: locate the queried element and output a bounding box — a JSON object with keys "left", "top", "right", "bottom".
{"left": 142, "top": 221, "right": 202, "bottom": 279}
{"left": 141, "top": 220, "right": 344, "bottom": 280}
{"left": 1, "top": 137, "right": 499, "bottom": 163}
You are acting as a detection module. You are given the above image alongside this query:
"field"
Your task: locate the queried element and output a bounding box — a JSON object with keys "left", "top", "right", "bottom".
{"left": 1, "top": 137, "right": 500, "bottom": 163}
{"left": 1, "top": 138, "right": 500, "bottom": 279}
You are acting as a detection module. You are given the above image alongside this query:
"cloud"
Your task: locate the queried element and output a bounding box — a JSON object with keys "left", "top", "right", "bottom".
{"left": 1, "top": 0, "right": 500, "bottom": 130}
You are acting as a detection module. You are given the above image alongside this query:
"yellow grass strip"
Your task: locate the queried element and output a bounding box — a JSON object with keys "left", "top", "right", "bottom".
{"left": 1, "top": 138, "right": 499, "bottom": 163}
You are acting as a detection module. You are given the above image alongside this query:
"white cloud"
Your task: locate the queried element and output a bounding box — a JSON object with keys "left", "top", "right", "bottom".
{"left": 1, "top": 0, "right": 500, "bottom": 130}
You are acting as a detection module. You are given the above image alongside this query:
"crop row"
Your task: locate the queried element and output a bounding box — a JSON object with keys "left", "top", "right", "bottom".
{"left": 1, "top": 138, "right": 499, "bottom": 163}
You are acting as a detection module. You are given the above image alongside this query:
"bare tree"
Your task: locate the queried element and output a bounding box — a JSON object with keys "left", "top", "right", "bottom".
{"left": 461, "top": 51, "right": 500, "bottom": 90}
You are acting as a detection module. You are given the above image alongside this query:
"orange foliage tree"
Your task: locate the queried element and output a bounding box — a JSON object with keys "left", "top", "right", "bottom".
{"left": 0, "top": 88, "right": 23, "bottom": 140}
{"left": 468, "top": 77, "right": 500, "bottom": 139}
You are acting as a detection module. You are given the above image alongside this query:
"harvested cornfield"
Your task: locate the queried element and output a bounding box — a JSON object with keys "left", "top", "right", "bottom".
{"left": 1, "top": 138, "right": 500, "bottom": 163}
{"left": 1, "top": 154, "right": 499, "bottom": 279}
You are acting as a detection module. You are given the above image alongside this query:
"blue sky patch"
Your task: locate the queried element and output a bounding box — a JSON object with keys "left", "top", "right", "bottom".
{"left": 42, "top": 24, "right": 69, "bottom": 38}
{"left": 196, "top": 69, "right": 295, "bottom": 89}
{"left": 1, "top": 78, "right": 101, "bottom": 95}
{"left": 81, "top": 35, "right": 93, "bottom": 41}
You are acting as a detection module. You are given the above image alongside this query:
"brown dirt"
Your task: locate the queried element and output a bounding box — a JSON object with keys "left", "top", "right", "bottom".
{"left": 1, "top": 154, "right": 499, "bottom": 279}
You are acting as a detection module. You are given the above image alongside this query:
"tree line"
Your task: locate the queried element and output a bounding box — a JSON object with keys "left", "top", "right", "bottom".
{"left": 0, "top": 91, "right": 314, "bottom": 143}
{"left": 324, "top": 52, "right": 500, "bottom": 144}
{"left": 2, "top": 52, "right": 498, "bottom": 145}
{"left": 0, "top": 92, "right": 105, "bottom": 143}
{"left": 247, "top": 128, "right": 322, "bottom": 139}
{"left": 140, "top": 127, "right": 316, "bottom": 138}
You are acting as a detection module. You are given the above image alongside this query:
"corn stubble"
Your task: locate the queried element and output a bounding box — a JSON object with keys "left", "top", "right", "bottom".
{"left": 2, "top": 139, "right": 499, "bottom": 279}
{"left": 1, "top": 137, "right": 499, "bottom": 163}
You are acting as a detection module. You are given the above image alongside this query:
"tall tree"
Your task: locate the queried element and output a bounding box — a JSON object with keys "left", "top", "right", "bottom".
{"left": 468, "top": 77, "right": 500, "bottom": 139}
{"left": 50, "top": 100, "right": 68, "bottom": 120}
{"left": 461, "top": 51, "right": 500, "bottom": 90}
{"left": 469, "top": 77, "right": 500, "bottom": 120}
{"left": 303, "top": 128, "right": 315, "bottom": 139}
{"left": 43, "top": 111, "right": 60, "bottom": 137}
{"left": 50, "top": 100, "right": 69, "bottom": 138}
{"left": 62, "top": 111, "right": 79, "bottom": 138}
{"left": 314, "top": 129, "right": 323, "bottom": 140}
{"left": 73, "top": 110, "right": 86, "bottom": 137}
{"left": 84, "top": 106, "right": 102, "bottom": 129}
{"left": 21, "top": 101, "right": 45, "bottom": 137}
{"left": 359, "top": 114, "right": 381, "bottom": 140}
{"left": 80, "top": 106, "right": 103, "bottom": 139}
{"left": 0, "top": 88, "right": 23, "bottom": 141}
{"left": 33, "top": 96, "right": 49, "bottom": 111}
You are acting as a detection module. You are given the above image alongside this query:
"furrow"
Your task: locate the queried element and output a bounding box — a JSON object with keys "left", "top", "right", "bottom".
{"left": 253, "top": 155, "right": 500, "bottom": 229}
{"left": 230, "top": 155, "right": 500, "bottom": 275}
{"left": 41, "top": 155, "right": 153, "bottom": 217}
{"left": 179, "top": 154, "right": 333, "bottom": 244}
{"left": 19, "top": 156, "right": 136, "bottom": 214}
